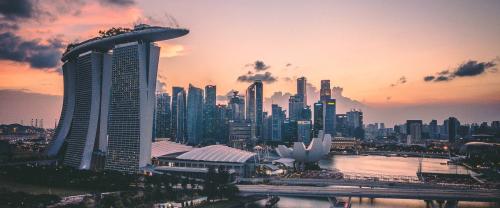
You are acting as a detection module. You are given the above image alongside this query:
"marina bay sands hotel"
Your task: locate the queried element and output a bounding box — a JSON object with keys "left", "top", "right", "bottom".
{"left": 47, "top": 24, "right": 189, "bottom": 173}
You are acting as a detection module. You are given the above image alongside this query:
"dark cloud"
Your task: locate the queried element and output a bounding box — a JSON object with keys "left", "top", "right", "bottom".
{"left": 99, "top": 0, "right": 135, "bottom": 7}
{"left": 0, "top": 23, "right": 19, "bottom": 31}
{"left": 423, "top": 76, "right": 435, "bottom": 82}
{"left": 245, "top": 60, "right": 270, "bottom": 71}
{"left": 282, "top": 77, "right": 293, "bottom": 82}
{"left": 0, "top": 32, "right": 64, "bottom": 69}
{"left": 0, "top": 0, "right": 35, "bottom": 20}
{"left": 390, "top": 76, "right": 407, "bottom": 87}
{"left": 237, "top": 72, "right": 277, "bottom": 84}
{"left": 286, "top": 63, "right": 292, "bottom": 67}
{"left": 423, "top": 59, "right": 498, "bottom": 83}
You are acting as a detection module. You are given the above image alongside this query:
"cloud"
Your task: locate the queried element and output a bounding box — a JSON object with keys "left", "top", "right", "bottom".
{"left": 423, "top": 59, "right": 498, "bottom": 82}
{"left": 245, "top": 60, "right": 270, "bottom": 71}
{"left": 158, "top": 42, "right": 186, "bottom": 58}
{"left": 390, "top": 76, "right": 407, "bottom": 87}
{"left": 286, "top": 63, "right": 292, "bottom": 67}
{"left": 237, "top": 72, "right": 277, "bottom": 84}
{"left": 99, "top": 0, "right": 135, "bottom": 7}
{"left": 0, "top": 23, "right": 19, "bottom": 31}
{"left": 0, "top": 32, "right": 64, "bottom": 69}
{"left": 0, "top": 0, "right": 35, "bottom": 21}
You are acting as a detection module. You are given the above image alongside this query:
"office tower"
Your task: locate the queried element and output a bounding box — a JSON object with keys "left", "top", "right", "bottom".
{"left": 447, "top": 117, "right": 460, "bottom": 143}
{"left": 245, "top": 81, "right": 263, "bottom": 140}
{"left": 187, "top": 84, "right": 204, "bottom": 145}
{"left": 171, "top": 86, "right": 184, "bottom": 139}
{"left": 406, "top": 120, "right": 423, "bottom": 143}
{"left": 297, "top": 77, "right": 307, "bottom": 106}
{"left": 228, "top": 91, "right": 245, "bottom": 122}
{"left": 347, "top": 109, "right": 363, "bottom": 129}
{"left": 175, "top": 90, "right": 187, "bottom": 143}
{"left": 429, "top": 119, "right": 438, "bottom": 139}
{"left": 300, "top": 106, "right": 312, "bottom": 121}
{"left": 48, "top": 25, "right": 188, "bottom": 173}
{"left": 63, "top": 51, "right": 111, "bottom": 169}
{"left": 215, "top": 104, "right": 230, "bottom": 144}
{"left": 271, "top": 104, "right": 285, "bottom": 142}
{"left": 297, "top": 120, "right": 312, "bottom": 144}
{"left": 313, "top": 101, "right": 323, "bottom": 137}
{"left": 228, "top": 120, "right": 252, "bottom": 149}
{"left": 323, "top": 98, "right": 336, "bottom": 136}
{"left": 204, "top": 85, "right": 217, "bottom": 142}
{"left": 288, "top": 95, "right": 304, "bottom": 121}
{"left": 155, "top": 93, "right": 171, "bottom": 139}
{"left": 336, "top": 114, "right": 348, "bottom": 136}
{"left": 262, "top": 112, "right": 272, "bottom": 141}
{"left": 283, "top": 119, "right": 298, "bottom": 144}
{"left": 320, "top": 80, "right": 331, "bottom": 102}
{"left": 105, "top": 41, "right": 160, "bottom": 173}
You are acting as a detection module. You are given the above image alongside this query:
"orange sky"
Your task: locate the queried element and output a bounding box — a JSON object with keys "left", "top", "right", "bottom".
{"left": 1, "top": 0, "right": 500, "bottom": 124}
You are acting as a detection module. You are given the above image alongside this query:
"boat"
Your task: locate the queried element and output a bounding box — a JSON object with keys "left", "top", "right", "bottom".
{"left": 265, "top": 195, "right": 280, "bottom": 207}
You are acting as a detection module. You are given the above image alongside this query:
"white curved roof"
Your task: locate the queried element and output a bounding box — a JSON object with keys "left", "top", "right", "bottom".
{"left": 176, "top": 145, "right": 256, "bottom": 163}
{"left": 275, "top": 134, "right": 332, "bottom": 163}
{"left": 151, "top": 141, "right": 193, "bottom": 158}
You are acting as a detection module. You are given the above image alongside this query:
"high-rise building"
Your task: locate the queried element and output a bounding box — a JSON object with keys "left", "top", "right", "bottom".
{"left": 204, "top": 85, "right": 217, "bottom": 142}
{"left": 228, "top": 120, "right": 252, "bottom": 149}
{"left": 175, "top": 89, "right": 187, "bottom": 143}
{"left": 214, "top": 104, "right": 230, "bottom": 144}
{"left": 429, "top": 119, "right": 438, "bottom": 139}
{"left": 288, "top": 95, "right": 304, "bottom": 121}
{"left": 297, "top": 120, "right": 312, "bottom": 144}
{"left": 171, "top": 86, "right": 184, "bottom": 139}
{"left": 320, "top": 80, "right": 331, "bottom": 102}
{"left": 406, "top": 120, "right": 423, "bottom": 143}
{"left": 297, "top": 77, "right": 307, "bottom": 106}
{"left": 447, "top": 117, "right": 460, "bottom": 143}
{"left": 245, "top": 81, "right": 263, "bottom": 140}
{"left": 48, "top": 25, "right": 188, "bottom": 173}
{"left": 336, "top": 114, "right": 348, "bottom": 136}
{"left": 313, "top": 101, "right": 323, "bottom": 137}
{"left": 228, "top": 91, "right": 245, "bottom": 122}
{"left": 323, "top": 98, "right": 336, "bottom": 136}
{"left": 271, "top": 104, "right": 285, "bottom": 142}
{"left": 187, "top": 84, "right": 204, "bottom": 145}
{"left": 283, "top": 119, "right": 298, "bottom": 145}
{"left": 154, "top": 93, "right": 171, "bottom": 139}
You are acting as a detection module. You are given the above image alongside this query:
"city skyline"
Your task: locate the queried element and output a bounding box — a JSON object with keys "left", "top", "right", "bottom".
{"left": 1, "top": 0, "right": 500, "bottom": 126}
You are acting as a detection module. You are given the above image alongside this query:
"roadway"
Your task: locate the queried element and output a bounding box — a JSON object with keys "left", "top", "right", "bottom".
{"left": 237, "top": 184, "right": 500, "bottom": 202}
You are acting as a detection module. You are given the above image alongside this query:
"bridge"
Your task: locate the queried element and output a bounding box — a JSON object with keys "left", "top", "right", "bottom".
{"left": 237, "top": 184, "right": 500, "bottom": 202}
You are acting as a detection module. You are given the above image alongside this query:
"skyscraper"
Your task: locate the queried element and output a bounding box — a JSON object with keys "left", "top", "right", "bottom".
{"left": 171, "top": 86, "right": 184, "bottom": 139}
{"left": 406, "top": 120, "right": 423, "bottom": 143}
{"left": 347, "top": 109, "right": 364, "bottom": 138}
{"left": 204, "top": 85, "right": 217, "bottom": 142}
{"left": 271, "top": 104, "right": 285, "bottom": 142}
{"left": 429, "top": 119, "right": 438, "bottom": 139}
{"left": 320, "top": 80, "right": 331, "bottom": 102}
{"left": 313, "top": 101, "right": 323, "bottom": 137}
{"left": 228, "top": 91, "right": 245, "bottom": 122}
{"left": 245, "top": 81, "right": 263, "bottom": 140}
{"left": 288, "top": 95, "right": 304, "bottom": 121}
{"left": 175, "top": 89, "right": 187, "bottom": 143}
{"left": 323, "top": 98, "right": 336, "bottom": 136}
{"left": 297, "top": 77, "right": 307, "bottom": 106}
{"left": 447, "top": 117, "right": 460, "bottom": 143}
{"left": 297, "top": 120, "right": 312, "bottom": 144}
{"left": 48, "top": 25, "right": 189, "bottom": 173}
{"left": 187, "top": 84, "right": 204, "bottom": 145}
{"left": 155, "top": 93, "right": 171, "bottom": 139}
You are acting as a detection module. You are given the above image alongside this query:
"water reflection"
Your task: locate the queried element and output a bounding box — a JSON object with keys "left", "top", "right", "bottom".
{"left": 245, "top": 155, "right": 496, "bottom": 208}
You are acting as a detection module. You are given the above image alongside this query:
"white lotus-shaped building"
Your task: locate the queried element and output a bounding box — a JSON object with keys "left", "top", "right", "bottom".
{"left": 276, "top": 131, "right": 332, "bottom": 163}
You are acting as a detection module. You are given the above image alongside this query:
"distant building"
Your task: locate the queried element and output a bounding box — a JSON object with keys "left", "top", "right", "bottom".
{"left": 429, "top": 119, "right": 438, "bottom": 139}
{"left": 297, "top": 120, "right": 312, "bottom": 144}
{"left": 446, "top": 117, "right": 460, "bottom": 143}
{"left": 323, "top": 98, "right": 336, "bottom": 136}
{"left": 288, "top": 95, "right": 304, "bottom": 121}
{"left": 283, "top": 119, "right": 298, "bottom": 144}
{"left": 320, "top": 80, "right": 331, "bottom": 102}
{"left": 228, "top": 91, "right": 245, "bottom": 122}
{"left": 313, "top": 101, "right": 323, "bottom": 137}
{"left": 228, "top": 121, "right": 252, "bottom": 149}
{"left": 297, "top": 77, "right": 307, "bottom": 106}
{"left": 203, "top": 85, "right": 217, "bottom": 142}
{"left": 175, "top": 89, "right": 187, "bottom": 143}
{"left": 155, "top": 93, "right": 171, "bottom": 139}
{"left": 406, "top": 120, "right": 423, "bottom": 143}
{"left": 336, "top": 114, "right": 348, "bottom": 136}
{"left": 245, "top": 81, "right": 263, "bottom": 140}
{"left": 271, "top": 104, "right": 285, "bottom": 142}
{"left": 187, "top": 84, "right": 204, "bottom": 145}
{"left": 171, "top": 87, "right": 184, "bottom": 139}
{"left": 215, "top": 104, "right": 230, "bottom": 144}
{"left": 346, "top": 109, "right": 363, "bottom": 139}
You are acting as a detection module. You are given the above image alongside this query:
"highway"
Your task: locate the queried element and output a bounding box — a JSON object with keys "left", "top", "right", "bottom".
{"left": 237, "top": 184, "right": 500, "bottom": 202}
